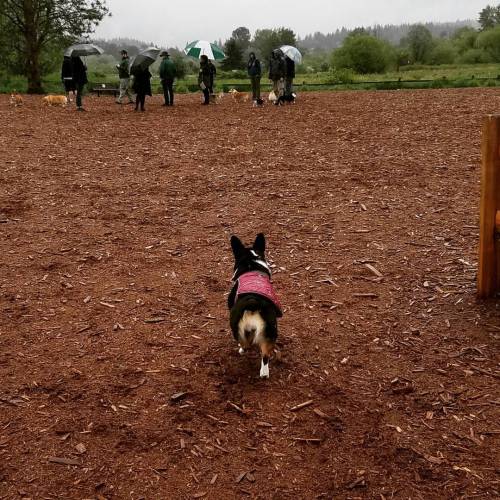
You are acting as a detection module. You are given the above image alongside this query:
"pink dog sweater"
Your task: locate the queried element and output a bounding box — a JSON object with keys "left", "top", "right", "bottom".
{"left": 235, "top": 271, "right": 282, "bottom": 316}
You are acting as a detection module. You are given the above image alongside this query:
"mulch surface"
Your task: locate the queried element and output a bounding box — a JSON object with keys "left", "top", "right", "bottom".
{"left": 0, "top": 89, "right": 499, "bottom": 499}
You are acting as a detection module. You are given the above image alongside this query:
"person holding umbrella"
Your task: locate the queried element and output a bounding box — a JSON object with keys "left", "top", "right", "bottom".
{"left": 284, "top": 56, "right": 295, "bottom": 99}
{"left": 247, "top": 52, "right": 262, "bottom": 104}
{"left": 71, "top": 56, "right": 88, "bottom": 111}
{"left": 132, "top": 67, "right": 152, "bottom": 111}
{"left": 61, "top": 56, "right": 76, "bottom": 102}
{"left": 116, "top": 49, "right": 134, "bottom": 105}
{"left": 198, "top": 55, "right": 211, "bottom": 105}
{"left": 64, "top": 43, "right": 104, "bottom": 111}
{"left": 159, "top": 51, "right": 177, "bottom": 106}
{"left": 269, "top": 49, "right": 286, "bottom": 105}
{"left": 130, "top": 47, "right": 160, "bottom": 112}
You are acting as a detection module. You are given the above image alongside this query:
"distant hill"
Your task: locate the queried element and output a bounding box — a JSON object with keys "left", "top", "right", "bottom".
{"left": 92, "top": 38, "right": 153, "bottom": 58}
{"left": 298, "top": 20, "right": 479, "bottom": 51}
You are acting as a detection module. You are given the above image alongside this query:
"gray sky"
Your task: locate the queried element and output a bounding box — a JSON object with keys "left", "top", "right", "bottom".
{"left": 95, "top": 0, "right": 488, "bottom": 47}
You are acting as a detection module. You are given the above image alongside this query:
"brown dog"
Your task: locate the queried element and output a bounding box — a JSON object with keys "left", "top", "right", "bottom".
{"left": 42, "top": 95, "right": 68, "bottom": 107}
{"left": 10, "top": 94, "right": 23, "bottom": 106}
{"left": 229, "top": 88, "right": 250, "bottom": 103}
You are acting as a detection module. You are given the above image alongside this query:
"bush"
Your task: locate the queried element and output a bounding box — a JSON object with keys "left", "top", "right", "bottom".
{"left": 427, "top": 41, "right": 457, "bottom": 65}
{"left": 459, "top": 48, "right": 493, "bottom": 64}
{"left": 218, "top": 69, "right": 247, "bottom": 79}
{"left": 477, "top": 27, "right": 500, "bottom": 62}
{"left": 331, "top": 35, "right": 392, "bottom": 74}
{"left": 326, "top": 68, "right": 355, "bottom": 84}
{"left": 174, "top": 82, "right": 189, "bottom": 93}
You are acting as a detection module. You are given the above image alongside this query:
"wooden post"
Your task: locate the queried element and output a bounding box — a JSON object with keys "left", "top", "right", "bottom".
{"left": 478, "top": 116, "right": 500, "bottom": 298}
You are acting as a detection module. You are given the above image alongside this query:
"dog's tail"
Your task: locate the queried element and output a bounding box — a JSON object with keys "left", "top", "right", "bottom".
{"left": 238, "top": 309, "right": 265, "bottom": 349}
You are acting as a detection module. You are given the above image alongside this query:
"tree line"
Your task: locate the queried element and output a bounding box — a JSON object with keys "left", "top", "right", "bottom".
{"left": 327, "top": 4, "right": 500, "bottom": 75}
{"left": 2, "top": 1, "right": 500, "bottom": 93}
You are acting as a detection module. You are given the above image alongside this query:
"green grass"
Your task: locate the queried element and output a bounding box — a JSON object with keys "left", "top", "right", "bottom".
{"left": 4, "top": 62, "right": 500, "bottom": 94}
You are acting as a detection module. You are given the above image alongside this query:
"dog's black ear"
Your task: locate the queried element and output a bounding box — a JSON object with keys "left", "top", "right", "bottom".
{"left": 253, "top": 233, "right": 266, "bottom": 254}
{"left": 231, "top": 235, "right": 245, "bottom": 258}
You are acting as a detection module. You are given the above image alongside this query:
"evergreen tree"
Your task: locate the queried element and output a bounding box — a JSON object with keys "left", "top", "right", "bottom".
{"left": 221, "top": 38, "right": 244, "bottom": 70}
{"left": 231, "top": 27, "right": 251, "bottom": 51}
{"left": 479, "top": 4, "right": 500, "bottom": 30}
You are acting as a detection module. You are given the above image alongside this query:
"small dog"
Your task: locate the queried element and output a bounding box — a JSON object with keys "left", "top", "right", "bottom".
{"left": 279, "top": 93, "right": 296, "bottom": 105}
{"left": 228, "top": 234, "right": 282, "bottom": 378}
{"left": 268, "top": 91, "right": 278, "bottom": 103}
{"left": 10, "top": 94, "right": 23, "bottom": 106}
{"left": 253, "top": 98, "right": 264, "bottom": 107}
{"left": 229, "top": 88, "right": 250, "bottom": 103}
{"left": 42, "top": 95, "right": 68, "bottom": 107}
{"left": 215, "top": 92, "right": 225, "bottom": 104}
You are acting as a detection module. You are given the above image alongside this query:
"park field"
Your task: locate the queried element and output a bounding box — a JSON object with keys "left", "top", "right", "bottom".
{"left": 0, "top": 89, "right": 499, "bottom": 498}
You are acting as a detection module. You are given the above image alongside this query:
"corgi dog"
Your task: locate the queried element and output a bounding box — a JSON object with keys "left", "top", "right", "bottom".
{"left": 42, "top": 95, "right": 68, "bottom": 107}
{"left": 229, "top": 88, "right": 250, "bottom": 103}
{"left": 228, "top": 234, "right": 282, "bottom": 378}
{"left": 10, "top": 94, "right": 23, "bottom": 106}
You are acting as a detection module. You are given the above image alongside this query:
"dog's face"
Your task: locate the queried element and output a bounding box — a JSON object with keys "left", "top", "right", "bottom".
{"left": 231, "top": 233, "right": 271, "bottom": 280}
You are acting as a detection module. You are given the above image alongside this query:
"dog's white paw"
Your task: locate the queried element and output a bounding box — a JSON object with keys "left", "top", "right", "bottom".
{"left": 238, "top": 347, "right": 245, "bottom": 355}
{"left": 260, "top": 360, "right": 269, "bottom": 379}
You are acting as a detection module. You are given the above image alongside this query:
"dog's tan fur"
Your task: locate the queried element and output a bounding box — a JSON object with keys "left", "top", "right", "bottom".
{"left": 42, "top": 95, "right": 68, "bottom": 107}
{"left": 10, "top": 94, "right": 23, "bottom": 106}
{"left": 229, "top": 88, "right": 250, "bottom": 103}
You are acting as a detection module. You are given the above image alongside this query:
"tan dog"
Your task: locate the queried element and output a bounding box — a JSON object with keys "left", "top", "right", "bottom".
{"left": 42, "top": 95, "right": 68, "bottom": 107}
{"left": 215, "top": 92, "right": 225, "bottom": 104}
{"left": 229, "top": 88, "right": 250, "bottom": 103}
{"left": 10, "top": 94, "right": 23, "bottom": 106}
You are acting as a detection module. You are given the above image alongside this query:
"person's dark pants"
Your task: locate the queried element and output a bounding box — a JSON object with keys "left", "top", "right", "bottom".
{"left": 162, "top": 79, "right": 174, "bottom": 105}
{"left": 250, "top": 76, "right": 261, "bottom": 100}
{"left": 202, "top": 87, "right": 210, "bottom": 104}
{"left": 135, "top": 93, "right": 146, "bottom": 110}
{"left": 76, "top": 83, "right": 85, "bottom": 108}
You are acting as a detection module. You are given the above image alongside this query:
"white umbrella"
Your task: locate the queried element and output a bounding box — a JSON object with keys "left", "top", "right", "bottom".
{"left": 280, "top": 45, "right": 302, "bottom": 64}
{"left": 65, "top": 43, "right": 104, "bottom": 57}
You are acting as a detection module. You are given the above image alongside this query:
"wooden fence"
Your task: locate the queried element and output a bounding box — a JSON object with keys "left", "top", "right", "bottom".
{"left": 478, "top": 115, "right": 500, "bottom": 298}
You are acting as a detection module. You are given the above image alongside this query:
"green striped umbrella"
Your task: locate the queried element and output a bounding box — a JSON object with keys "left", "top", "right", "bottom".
{"left": 184, "top": 40, "right": 225, "bottom": 60}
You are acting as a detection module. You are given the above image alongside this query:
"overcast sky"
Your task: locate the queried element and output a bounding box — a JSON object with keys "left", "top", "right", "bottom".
{"left": 95, "top": 0, "right": 488, "bottom": 47}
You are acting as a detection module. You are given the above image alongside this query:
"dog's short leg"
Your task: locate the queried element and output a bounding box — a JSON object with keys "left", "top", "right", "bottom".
{"left": 259, "top": 342, "right": 273, "bottom": 378}
{"left": 238, "top": 344, "right": 245, "bottom": 355}
{"left": 260, "top": 356, "right": 269, "bottom": 378}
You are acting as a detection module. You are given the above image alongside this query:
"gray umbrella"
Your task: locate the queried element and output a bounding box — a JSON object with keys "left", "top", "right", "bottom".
{"left": 64, "top": 43, "right": 104, "bottom": 57}
{"left": 130, "top": 47, "right": 161, "bottom": 72}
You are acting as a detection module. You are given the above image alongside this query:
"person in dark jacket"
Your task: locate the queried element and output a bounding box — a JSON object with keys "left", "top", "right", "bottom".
{"left": 159, "top": 51, "right": 177, "bottom": 106}
{"left": 116, "top": 50, "right": 134, "bottom": 104}
{"left": 208, "top": 60, "right": 216, "bottom": 97}
{"left": 284, "top": 56, "right": 295, "bottom": 98}
{"left": 268, "top": 49, "right": 286, "bottom": 105}
{"left": 247, "top": 52, "right": 262, "bottom": 102}
{"left": 61, "top": 56, "right": 76, "bottom": 102}
{"left": 198, "top": 55, "right": 211, "bottom": 105}
{"left": 131, "top": 67, "right": 152, "bottom": 111}
{"left": 71, "top": 56, "right": 88, "bottom": 111}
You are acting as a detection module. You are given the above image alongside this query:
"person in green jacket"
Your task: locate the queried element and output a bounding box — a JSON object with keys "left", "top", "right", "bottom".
{"left": 159, "top": 51, "right": 177, "bottom": 106}
{"left": 115, "top": 50, "right": 134, "bottom": 104}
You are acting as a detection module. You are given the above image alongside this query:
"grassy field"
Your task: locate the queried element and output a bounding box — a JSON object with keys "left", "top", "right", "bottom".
{"left": 3, "top": 62, "right": 500, "bottom": 94}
